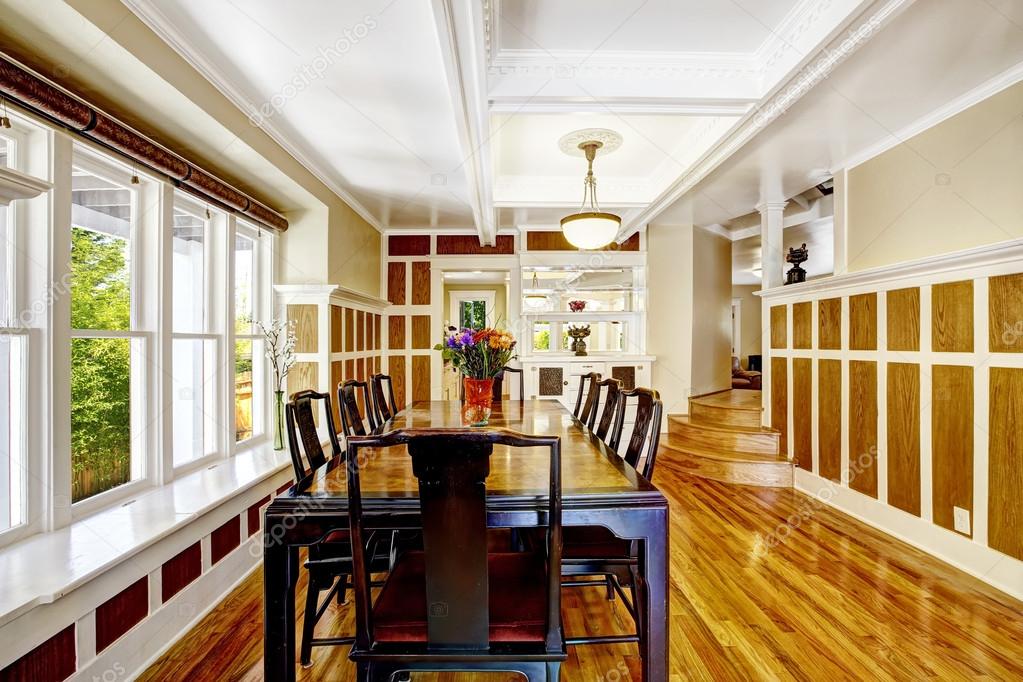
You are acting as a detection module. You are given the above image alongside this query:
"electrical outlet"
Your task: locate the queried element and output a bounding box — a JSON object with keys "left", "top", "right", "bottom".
{"left": 953, "top": 506, "right": 971, "bottom": 535}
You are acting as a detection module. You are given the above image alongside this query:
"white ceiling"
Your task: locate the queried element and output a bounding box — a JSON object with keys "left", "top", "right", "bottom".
{"left": 123, "top": 0, "right": 1023, "bottom": 246}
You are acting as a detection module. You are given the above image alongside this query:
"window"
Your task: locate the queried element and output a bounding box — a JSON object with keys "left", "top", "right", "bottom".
{"left": 459, "top": 300, "right": 486, "bottom": 329}
{"left": 234, "top": 225, "right": 265, "bottom": 443}
{"left": 69, "top": 162, "right": 141, "bottom": 503}
{"left": 171, "top": 198, "right": 218, "bottom": 467}
{"left": 0, "top": 203, "right": 26, "bottom": 534}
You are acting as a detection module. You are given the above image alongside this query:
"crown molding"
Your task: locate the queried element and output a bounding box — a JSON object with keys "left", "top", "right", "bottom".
{"left": 488, "top": 97, "right": 753, "bottom": 116}
{"left": 121, "top": 0, "right": 386, "bottom": 233}
{"left": 0, "top": 166, "right": 52, "bottom": 206}
{"left": 835, "top": 59, "right": 1023, "bottom": 171}
{"left": 617, "top": 0, "right": 913, "bottom": 241}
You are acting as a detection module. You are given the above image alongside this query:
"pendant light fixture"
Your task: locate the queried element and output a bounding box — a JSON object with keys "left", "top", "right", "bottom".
{"left": 523, "top": 271, "right": 547, "bottom": 309}
{"left": 560, "top": 137, "right": 621, "bottom": 250}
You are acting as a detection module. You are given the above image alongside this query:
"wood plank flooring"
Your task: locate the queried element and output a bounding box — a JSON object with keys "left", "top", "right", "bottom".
{"left": 141, "top": 469, "right": 1023, "bottom": 681}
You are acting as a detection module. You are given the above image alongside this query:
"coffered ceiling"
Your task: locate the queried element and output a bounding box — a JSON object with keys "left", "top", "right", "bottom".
{"left": 122, "top": 0, "right": 1023, "bottom": 245}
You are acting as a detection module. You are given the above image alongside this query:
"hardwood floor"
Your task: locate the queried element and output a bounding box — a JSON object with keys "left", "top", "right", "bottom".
{"left": 141, "top": 469, "right": 1023, "bottom": 681}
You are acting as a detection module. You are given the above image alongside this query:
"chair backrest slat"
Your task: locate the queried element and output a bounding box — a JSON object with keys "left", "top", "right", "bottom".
{"left": 610, "top": 387, "right": 663, "bottom": 480}
{"left": 573, "top": 372, "right": 601, "bottom": 425}
{"left": 338, "top": 379, "right": 377, "bottom": 437}
{"left": 285, "top": 390, "right": 343, "bottom": 486}
{"left": 491, "top": 366, "right": 525, "bottom": 402}
{"left": 345, "top": 428, "right": 563, "bottom": 653}
{"left": 370, "top": 373, "right": 399, "bottom": 423}
{"left": 594, "top": 378, "right": 623, "bottom": 442}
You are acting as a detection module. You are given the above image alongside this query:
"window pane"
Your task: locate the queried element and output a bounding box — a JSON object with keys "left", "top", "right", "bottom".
{"left": 172, "top": 209, "right": 205, "bottom": 333}
{"left": 71, "top": 337, "right": 134, "bottom": 503}
{"left": 532, "top": 322, "right": 551, "bottom": 351}
{"left": 235, "top": 234, "right": 255, "bottom": 334}
{"left": 172, "top": 339, "right": 217, "bottom": 466}
{"left": 71, "top": 168, "right": 131, "bottom": 331}
{"left": 235, "top": 339, "right": 254, "bottom": 441}
{"left": 0, "top": 334, "right": 25, "bottom": 532}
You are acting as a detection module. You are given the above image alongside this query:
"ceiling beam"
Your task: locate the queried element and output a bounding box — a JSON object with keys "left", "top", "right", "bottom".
{"left": 431, "top": 0, "right": 496, "bottom": 246}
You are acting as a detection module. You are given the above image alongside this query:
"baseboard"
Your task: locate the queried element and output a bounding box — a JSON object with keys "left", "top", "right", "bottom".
{"left": 794, "top": 469, "right": 1023, "bottom": 603}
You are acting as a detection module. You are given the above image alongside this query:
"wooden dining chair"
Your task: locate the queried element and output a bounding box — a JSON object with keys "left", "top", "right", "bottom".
{"left": 572, "top": 372, "right": 601, "bottom": 426}
{"left": 344, "top": 428, "right": 566, "bottom": 681}
{"left": 592, "top": 377, "right": 623, "bottom": 444}
{"left": 370, "top": 373, "right": 399, "bottom": 423}
{"left": 338, "top": 379, "right": 378, "bottom": 437}
{"left": 492, "top": 366, "right": 525, "bottom": 402}
{"left": 561, "top": 387, "right": 663, "bottom": 651}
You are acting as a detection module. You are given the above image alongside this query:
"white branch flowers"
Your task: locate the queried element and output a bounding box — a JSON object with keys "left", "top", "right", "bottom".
{"left": 258, "top": 319, "right": 297, "bottom": 394}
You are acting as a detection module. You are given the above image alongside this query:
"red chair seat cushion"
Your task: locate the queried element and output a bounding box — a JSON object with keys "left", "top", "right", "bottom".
{"left": 324, "top": 529, "right": 350, "bottom": 543}
{"left": 373, "top": 551, "right": 547, "bottom": 643}
{"left": 563, "top": 526, "right": 631, "bottom": 559}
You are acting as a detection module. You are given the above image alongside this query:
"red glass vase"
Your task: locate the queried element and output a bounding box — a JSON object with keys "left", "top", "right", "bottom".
{"left": 462, "top": 377, "right": 494, "bottom": 426}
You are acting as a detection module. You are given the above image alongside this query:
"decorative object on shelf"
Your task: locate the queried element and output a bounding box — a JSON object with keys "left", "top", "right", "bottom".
{"left": 568, "top": 299, "right": 587, "bottom": 312}
{"left": 567, "top": 324, "right": 591, "bottom": 356}
{"left": 523, "top": 271, "right": 547, "bottom": 309}
{"left": 559, "top": 129, "right": 623, "bottom": 250}
{"left": 785, "top": 243, "right": 809, "bottom": 285}
{"left": 258, "top": 319, "right": 297, "bottom": 450}
{"left": 435, "top": 326, "right": 517, "bottom": 426}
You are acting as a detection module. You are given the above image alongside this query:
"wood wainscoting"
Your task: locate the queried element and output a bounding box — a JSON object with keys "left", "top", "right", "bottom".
{"left": 760, "top": 239, "right": 1023, "bottom": 599}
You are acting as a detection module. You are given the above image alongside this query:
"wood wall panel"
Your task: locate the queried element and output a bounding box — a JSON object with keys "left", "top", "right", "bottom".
{"left": 210, "top": 516, "right": 241, "bottom": 565}
{"left": 411, "top": 315, "right": 431, "bottom": 349}
{"left": 818, "top": 298, "right": 842, "bottom": 350}
{"left": 412, "top": 355, "right": 431, "bottom": 402}
{"left": 436, "top": 234, "right": 515, "bottom": 254}
{"left": 526, "top": 230, "right": 640, "bottom": 251}
{"left": 387, "top": 234, "right": 431, "bottom": 256}
{"left": 331, "top": 361, "right": 343, "bottom": 423}
{"left": 287, "top": 362, "right": 318, "bottom": 397}
{"left": 389, "top": 355, "right": 406, "bottom": 408}
{"left": 770, "top": 357, "right": 787, "bottom": 448}
{"left": 0, "top": 624, "right": 76, "bottom": 682}
{"left": 887, "top": 287, "right": 920, "bottom": 352}
{"left": 387, "top": 262, "right": 406, "bottom": 305}
{"left": 848, "top": 360, "right": 879, "bottom": 498}
{"left": 356, "top": 310, "right": 365, "bottom": 352}
{"left": 388, "top": 315, "right": 406, "bottom": 349}
{"left": 344, "top": 308, "right": 354, "bottom": 352}
{"left": 247, "top": 495, "right": 270, "bottom": 537}
{"left": 849, "top": 293, "right": 877, "bottom": 351}
{"left": 932, "top": 280, "right": 973, "bottom": 352}
{"left": 345, "top": 359, "right": 355, "bottom": 381}
{"left": 792, "top": 302, "right": 812, "bottom": 349}
{"left": 792, "top": 358, "right": 812, "bottom": 470}
{"left": 931, "top": 364, "right": 974, "bottom": 535}
{"left": 330, "top": 305, "right": 343, "bottom": 353}
{"left": 988, "top": 367, "right": 1023, "bottom": 560}
{"left": 818, "top": 359, "right": 842, "bottom": 482}
{"left": 162, "top": 542, "right": 201, "bottom": 601}
{"left": 287, "top": 304, "right": 318, "bottom": 353}
{"left": 372, "top": 314, "right": 380, "bottom": 350}
{"left": 988, "top": 273, "right": 1023, "bottom": 353}
{"left": 886, "top": 362, "right": 921, "bottom": 516}
{"left": 96, "top": 576, "right": 148, "bottom": 652}
{"left": 411, "top": 261, "right": 431, "bottom": 305}
{"left": 770, "top": 305, "right": 787, "bottom": 349}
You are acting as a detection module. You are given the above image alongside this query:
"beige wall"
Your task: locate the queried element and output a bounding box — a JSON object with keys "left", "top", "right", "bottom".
{"left": 0, "top": 0, "right": 382, "bottom": 296}
{"left": 691, "top": 228, "right": 733, "bottom": 396}
{"left": 732, "top": 285, "right": 763, "bottom": 368}
{"left": 648, "top": 222, "right": 694, "bottom": 419}
{"left": 845, "top": 81, "right": 1023, "bottom": 272}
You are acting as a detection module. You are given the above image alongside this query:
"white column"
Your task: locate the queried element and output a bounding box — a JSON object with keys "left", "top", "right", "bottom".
{"left": 757, "top": 200, "right": 788, "bottom": 290}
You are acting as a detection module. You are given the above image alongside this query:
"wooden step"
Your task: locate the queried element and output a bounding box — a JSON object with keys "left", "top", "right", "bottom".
{"left": 668, "top": 415, "right": 780, "bottom": 456}
{"left": 688, "top": 389, "right": 763, "bottom": 428}
{"left": 659, "top": 436, "right": 793, "bottom": 487}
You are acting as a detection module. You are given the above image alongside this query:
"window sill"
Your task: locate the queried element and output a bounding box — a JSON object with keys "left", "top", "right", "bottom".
{"left": 0, "top": 443, "right": 290, "bottom": 628}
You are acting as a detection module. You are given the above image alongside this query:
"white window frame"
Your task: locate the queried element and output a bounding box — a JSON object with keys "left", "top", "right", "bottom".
{"left": 0, "top": 200, "right": 28, "bottom": 544}
{"left": 232, "top": 219, "right": 271, "bottom": 449}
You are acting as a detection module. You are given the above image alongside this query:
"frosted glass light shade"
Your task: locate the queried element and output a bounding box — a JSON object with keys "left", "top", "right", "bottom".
{"left": 560, "top": 212, "right": 621, "bottom": 250}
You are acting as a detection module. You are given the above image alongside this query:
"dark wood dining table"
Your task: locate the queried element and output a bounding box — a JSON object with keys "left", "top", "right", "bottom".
{"left": 263, "top": 399, "right": 670, "bottom": 681}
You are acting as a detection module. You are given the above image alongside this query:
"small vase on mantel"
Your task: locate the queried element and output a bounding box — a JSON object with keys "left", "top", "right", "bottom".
{"left": 273, "top": 390, "right": 286, "bottom": 450}
{"left": 462, "top": 377, "right": 495, "bottom": 426}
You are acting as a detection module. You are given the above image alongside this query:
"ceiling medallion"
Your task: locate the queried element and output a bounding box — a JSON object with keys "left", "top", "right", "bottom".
{"left": 559, "top": 131, "right": 622, "bottom": 250}
{"left": 557, "top": 128, "right": 623, "bottom": 157}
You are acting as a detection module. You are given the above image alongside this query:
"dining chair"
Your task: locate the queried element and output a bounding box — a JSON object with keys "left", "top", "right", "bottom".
{"left": 592, "top": 377, "right": 623, "bottom": 444}
{"left": 338, "top": 379, "right": 379, "bottom": 437}
{"left": 370, "top": 373, "right": 399, "bottom": 423}
{"left": 572, "top": 372, "right": 601, "bottom": 426}
{"left": 561, "top": 387, "right": 663, "bottom": 651}
{"left": 284, "top": 390, "right": 354, "bottom": 667}
{"left": 344, "top": 428, "right": 566, "bottom": 681}
{"left": 492, "top": 365, "right": 525, "bottom": 402}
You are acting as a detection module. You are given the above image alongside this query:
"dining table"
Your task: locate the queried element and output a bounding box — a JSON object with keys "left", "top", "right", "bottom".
{"left": 263, "top": 399, "right": 670, "bottom": 681}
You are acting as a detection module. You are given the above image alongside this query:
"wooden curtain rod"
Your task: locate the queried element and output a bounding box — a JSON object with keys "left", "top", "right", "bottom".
{"left": 0, "top": 53, "right": 288, "bottom": 232}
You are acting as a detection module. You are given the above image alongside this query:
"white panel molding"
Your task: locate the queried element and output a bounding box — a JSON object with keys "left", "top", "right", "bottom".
{"left": 120, "top": 0, "right": 385, "bottom": 232}
{"left": 0, "top": 166, "right": 52, "bottom": 205}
